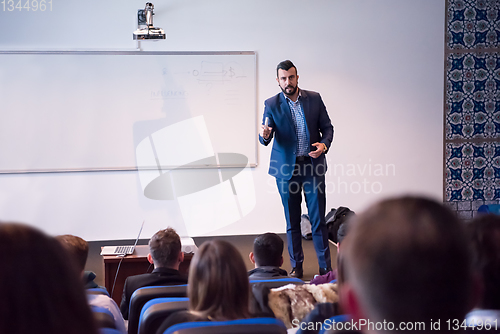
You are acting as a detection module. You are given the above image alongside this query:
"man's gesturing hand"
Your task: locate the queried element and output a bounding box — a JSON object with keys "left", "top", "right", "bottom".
{"left": 309, "top": 142, "right": 326, "bottom": 158}
{"left": 260, "top": 124, "right": 273, "bottom": 140}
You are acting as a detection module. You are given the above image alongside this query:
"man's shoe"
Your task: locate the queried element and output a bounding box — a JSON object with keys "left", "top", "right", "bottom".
{"left": 319, "top": 267, "right": 333, "bottom": 275}
{"left": 290, "top": 267, "right": 303, "bottom": 278}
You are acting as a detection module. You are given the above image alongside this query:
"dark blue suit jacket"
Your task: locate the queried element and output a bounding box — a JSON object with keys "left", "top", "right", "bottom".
{"left": 259, "top": 90, "right": 334, "bottom": 180}
{"left": 119, "top": 267, "right": 187, "bottom": 320}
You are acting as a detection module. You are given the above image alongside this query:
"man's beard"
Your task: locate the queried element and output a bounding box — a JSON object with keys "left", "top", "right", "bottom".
{"left": 280, "top": 84, "right": 297, "bottom": 97}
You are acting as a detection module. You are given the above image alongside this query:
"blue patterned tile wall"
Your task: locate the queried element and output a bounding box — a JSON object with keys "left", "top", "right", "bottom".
{"left": 445, "top": 142, "right": 500, "bottom": 201}
{"left": 447, "top": 0, "right": 500, "bottom": 50}
{"left": 445, "top": 52, "right": 500, "bottom": 139}
{"left": 445, "top": 0, "right": 500, "bottom": 211}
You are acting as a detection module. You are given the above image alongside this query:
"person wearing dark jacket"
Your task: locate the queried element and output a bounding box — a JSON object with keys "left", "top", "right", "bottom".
{"left": 248, "top": 232, "right": 288, "bottom": 279}
{"left": 119, "top": 227, "right": 187, "bottom": 319}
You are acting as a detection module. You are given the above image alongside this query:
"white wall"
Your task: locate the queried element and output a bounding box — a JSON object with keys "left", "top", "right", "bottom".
{"left": 0, "top": 0, "right": 445, "bottom": 240}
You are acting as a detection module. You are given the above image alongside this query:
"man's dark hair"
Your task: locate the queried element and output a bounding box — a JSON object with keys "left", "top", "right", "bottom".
{"left": 342, "top": 196, "right": 473, "bottom": 325}
{"left": 467, "top": 214, "right": 500, "bottom": 310}
{"left": 253, "top": 232, "right": 284, "bottom": 267}
{"left": 56, "top": 234, "right": 89, "bottom": 273}
{"left": 149, "top": 227, "right": 182, "bottom": 268}
{"left": 276, "top": 60, "right": 297, "bottom": 78}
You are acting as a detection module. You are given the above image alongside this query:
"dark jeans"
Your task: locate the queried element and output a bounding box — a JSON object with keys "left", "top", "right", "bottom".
{"left": 276, "top": 158, "right": 331, "bottom": 269}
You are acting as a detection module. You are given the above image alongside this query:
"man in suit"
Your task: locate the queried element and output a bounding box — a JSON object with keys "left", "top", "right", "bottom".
{"left": 259, "top": 60, "right": 333, "bottom": 278}
{"left": 119, "top": 227, "right": 187, "bottom": 319}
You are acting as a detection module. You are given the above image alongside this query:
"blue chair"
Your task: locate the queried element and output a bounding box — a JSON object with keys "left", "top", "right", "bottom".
{"left": 91, "top": 306, "right": 117, "bottom": 330}
{"left": 163, "top": 317, "right": 287, "bottom": 334}
{"left": 249, "top": 277, "right": 304, "bottom": 289}
{"left": 478, "top": 204, "right": 500, "bottom": 215}
{"left": 128, "top": 285, "right": 188, "bottom": 334}
{"left": 138, "top": 297, "right": 189, "bottom": 334}
{"left": 318, "top": 314, "right": 350, "bottom": 334}
{"left": 101, "top": 329, "right": 123, "bottom": 334}
{"left": 87, "top": 287, "right": 111, "bottom": 297}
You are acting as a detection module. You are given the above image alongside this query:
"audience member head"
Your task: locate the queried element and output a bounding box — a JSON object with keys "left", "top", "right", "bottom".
{"left": 56, "top": 234, "right": 89, "bottom": 274}
{"left": 340, "top": 196, "right": 474, "bottom": 330}
{"left": 467, "top": 214, "right": 500, "bottom": 310}
{"left": 0, "top": 222, "right": 98, "bottom": 334}
{"left": 148, "top": 227, "right": 183, "bottom": 269}
{"left": 249, "top": 232, "right": 284, "bottom": 268}
{"left": 188, "top": 239, "right": 250, "bottom": 321}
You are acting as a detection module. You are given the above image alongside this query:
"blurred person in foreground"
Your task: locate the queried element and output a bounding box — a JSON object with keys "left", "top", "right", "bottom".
{"left": 465, "top": 214, "right": 500, "bottom": 327}
{"left": 336, "top": 196, "right": 478, "bottom": 334}
{"left": 0, "top": 222, "right": 99, "bottom": 334}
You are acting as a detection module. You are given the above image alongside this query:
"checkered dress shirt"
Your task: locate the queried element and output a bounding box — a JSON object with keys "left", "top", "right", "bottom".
{"left": 285, "top": 92, "right": 309, "bottom": 157}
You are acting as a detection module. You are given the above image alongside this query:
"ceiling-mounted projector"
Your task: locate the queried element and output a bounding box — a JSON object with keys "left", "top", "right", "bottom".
{"left": 133, "top": 2, "right": 166, "bottom": 40}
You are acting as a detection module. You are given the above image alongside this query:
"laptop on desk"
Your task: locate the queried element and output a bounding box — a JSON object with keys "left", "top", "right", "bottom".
{"left": 100, "top": 220, "right": 144, "bottom": 256}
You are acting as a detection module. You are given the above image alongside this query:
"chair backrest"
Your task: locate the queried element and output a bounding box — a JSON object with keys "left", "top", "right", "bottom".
{"left": 138, "top": 297, "right": 189, "bottom": 334}
{"left": 100, "top": 328, "right": 124, "bottom": 334}
{"left": 128, "top": 285, "right": 188, "bottom": 334}
{"left": 91, "top": 306, "right": 117, "bottom": 330}
{"left": 163, "top": 318, "right": 287, "bottom": 334}
{"left": 249, "top": 277, "right": 304, "bottom": 289}
{"left": 478, "top": 204, "right": 500, "bottom": 215}
{"left": 87, "top": 287, "right": 111, "bottom": 297}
